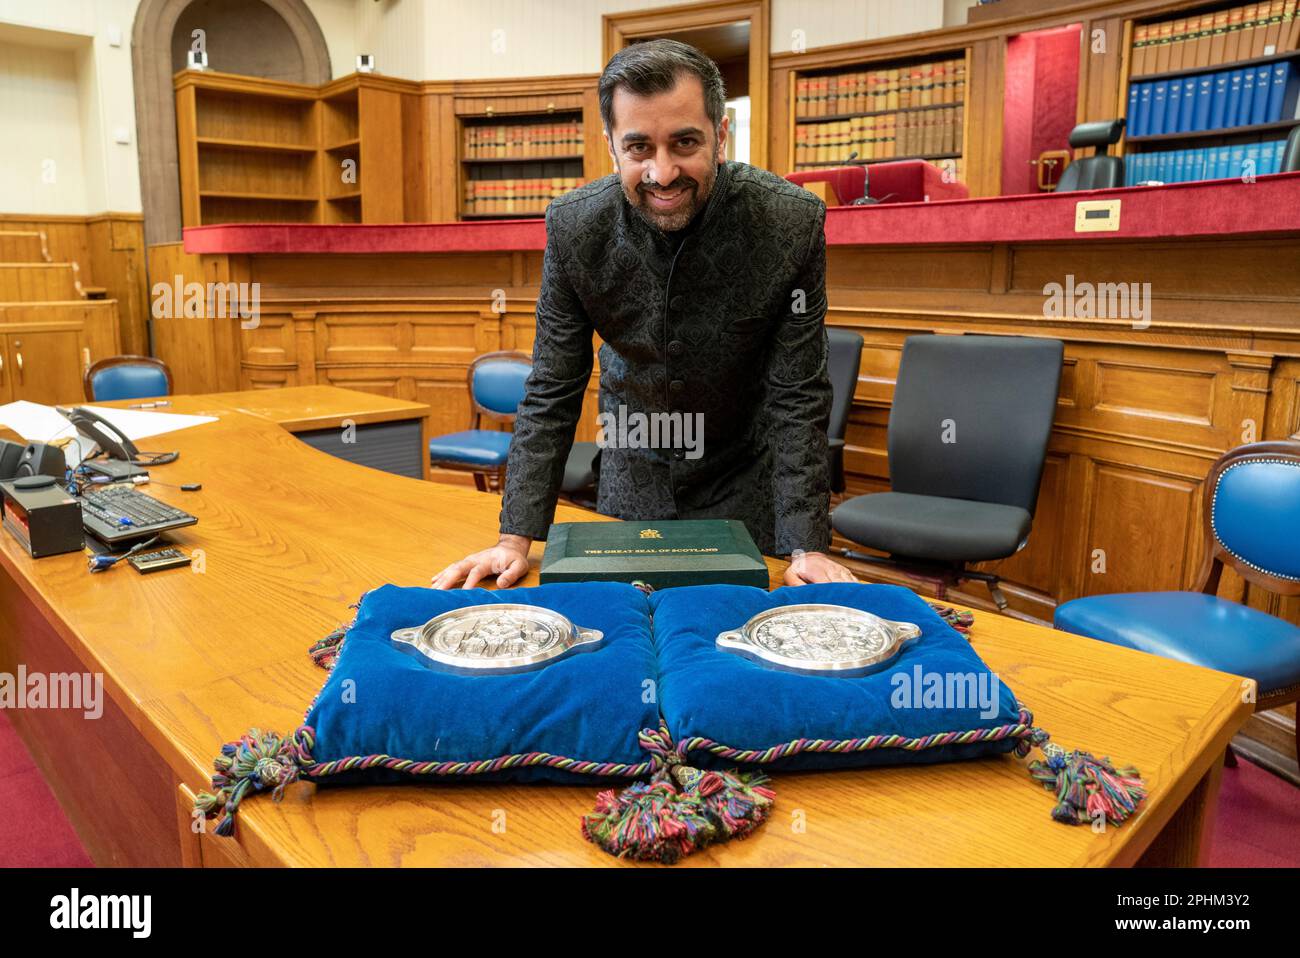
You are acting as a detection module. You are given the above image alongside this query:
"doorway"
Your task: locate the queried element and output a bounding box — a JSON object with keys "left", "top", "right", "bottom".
{"left": 602, "top": 1, "right": 770, "bottom": 171}
{"left": 1001, "top": 23, "right": 1082, "bottom": 194}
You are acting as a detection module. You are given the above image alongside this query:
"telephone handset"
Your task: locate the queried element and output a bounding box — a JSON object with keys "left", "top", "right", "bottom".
{"left": 56, "top": 406, "right": 141, "bottom": 461}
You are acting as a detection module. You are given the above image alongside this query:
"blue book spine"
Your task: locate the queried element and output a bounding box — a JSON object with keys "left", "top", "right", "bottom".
{"left": 1258, "top": 142, "right": 1275, "bottom": 176}
{"left": 1225, "top": 70, "right": 1244, "bottom": 129}
{"left": 1178, "top": 77, "right": 1197, "bottom": 133}
{"left": 1239, "top": 69, "right": 1256, "bottom": 127}
{"left": 1193, "top": 74, "right": 1213, "bottom": 131}
{"left": 1230, "top": 145, "right": 1246, "bottom": 180}
{"left": 1217, "top": 145, "right": 1233, "bottom": 179}
{"left": 1189, "top": 147, "right": 1205, "bottom": 181}
{"left": 1277, "top": 140, "right": 1286, "bottom": 173}
{"left": 1209, "top": 72, "right": 1230, "bottom": 130}
{"left": 1266, "top": 63, "right": 1288, "bottom": 122}
{"left": 1166, "top": 79, "right": 1184, "bottom": 133}
{"left": 1250, "top": 66, "right": 1272, "bottom": 125}
{"left": 1175, "top": 150, "right": 1187, "bottom": 182}
{"left": 1246, "top": 143, "right": 1262, "bottom": 178}
{"left": 1136, "top": 83, "right": 1153, "bottom": 136}
{"left": 1151, "top": 81, "right": 1169, "bottom": 134}
{"left": 1127, "top": 84, "right": 1141, "bottom": 137}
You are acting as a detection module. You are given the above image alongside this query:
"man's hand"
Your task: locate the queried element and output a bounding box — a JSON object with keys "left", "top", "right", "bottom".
{"left": 783, "top": 550, "right": 857, "bottom": 586}
{"left": 431, "top": 534, "right": 533, "bottom": 590}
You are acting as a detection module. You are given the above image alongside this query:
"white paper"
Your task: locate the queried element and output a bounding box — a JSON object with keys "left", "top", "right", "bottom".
{"left": 0, "top": 400, "right": 218, "bottom": 443}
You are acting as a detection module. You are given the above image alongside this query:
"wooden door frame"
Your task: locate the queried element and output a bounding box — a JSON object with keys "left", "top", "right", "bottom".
{"left": 601, "top": 0, "right": 770, "bottom": 172}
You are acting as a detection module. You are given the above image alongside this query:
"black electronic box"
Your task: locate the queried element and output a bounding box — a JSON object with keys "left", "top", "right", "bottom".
{"left": 0, "top": 475, "right": 84, "bottom": 558}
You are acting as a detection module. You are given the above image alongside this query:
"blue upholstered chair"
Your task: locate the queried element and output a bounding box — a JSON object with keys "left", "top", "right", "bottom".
{"left": 1056, "top": 440, "right": 1300, "bottom": 764}
{"left": 428, "top": 350, "right": 531, "bottom": 492}
{"left": 83, "top": 355, "right": 173, "bottom": 402}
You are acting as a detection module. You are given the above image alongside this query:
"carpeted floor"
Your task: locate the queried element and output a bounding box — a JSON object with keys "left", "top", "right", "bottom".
{"left": 0, "top": 707, "right": 1294, "bottom": 867}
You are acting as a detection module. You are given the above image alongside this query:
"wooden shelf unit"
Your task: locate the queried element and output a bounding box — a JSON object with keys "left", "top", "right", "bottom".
{"left": 787, "top": 48, "right": 970, "bottom": 178}
{"left": 176, "top": 70, "right": 602, "bottom": 226}
{"left": 1118, "top": 2, "right": 1300, "bottom": 183}
{"left": 452, "top": 79, "right": 602, "bottom": 221}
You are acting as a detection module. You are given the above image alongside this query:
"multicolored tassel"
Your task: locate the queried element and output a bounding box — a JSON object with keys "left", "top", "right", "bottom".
{"left": 307, "top": 592, "right": 369, "bottom": 670}
{"left": 928, "top": 602, "right": 975, "bottom": 637}
{"left": 193, "top": 728, "right": 307, "bottom": 837}
{"left": 582, "top": 758, "right": 775, "bottom": 863}
{"left": 1023, "top": 739, "right": 1147, "bottom": 827}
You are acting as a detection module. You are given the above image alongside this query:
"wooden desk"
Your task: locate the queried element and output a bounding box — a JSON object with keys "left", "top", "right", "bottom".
{"left": 184, "top": 385, "right": 433, "bottom": 481}
{"left": 0, "top": 394, "right": 1253, "bottom": 866}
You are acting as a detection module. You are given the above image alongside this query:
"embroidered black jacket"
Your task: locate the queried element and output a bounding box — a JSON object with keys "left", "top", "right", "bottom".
{"left": 498, "top": 160, "right": 832, "bottom": 557}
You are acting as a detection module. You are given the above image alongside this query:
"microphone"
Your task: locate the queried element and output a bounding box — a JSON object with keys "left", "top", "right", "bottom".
{"left": 845, "top": 151, "right": 860, "bottom": 163}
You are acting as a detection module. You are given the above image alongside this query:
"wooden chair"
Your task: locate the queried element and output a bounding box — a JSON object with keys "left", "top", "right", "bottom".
{"left": 428, "top": 350, "right": 532, "bottom": 492}
{"left": 1056, "top": 440, "right": 1300, "bottom": 769}
{"left": 83, "top": 355, "right": 174, "bottom": 402}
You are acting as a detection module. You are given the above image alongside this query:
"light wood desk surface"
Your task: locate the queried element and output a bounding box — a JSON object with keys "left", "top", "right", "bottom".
{"left": 0, "top": 390, "right": 1253, "bottom": 867}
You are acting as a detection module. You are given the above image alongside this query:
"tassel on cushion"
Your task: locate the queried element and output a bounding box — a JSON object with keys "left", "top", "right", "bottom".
{"left": 1026, "top": 740, "right": 1147, "bottom": 827}
{"left": 582, "top": 762, "right": 775, "bottom": 863}
{"left": 193, "top": 728, "right": 307, "bottom": 837}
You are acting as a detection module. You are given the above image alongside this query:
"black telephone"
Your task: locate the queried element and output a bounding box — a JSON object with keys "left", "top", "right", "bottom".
{"left": 57, "top": 406, "right": 140, "bottom": 461}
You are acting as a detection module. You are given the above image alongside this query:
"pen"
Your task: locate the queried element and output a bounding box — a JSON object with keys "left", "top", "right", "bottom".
{"left": 128, "top": 401, "right": 171, "bottom": 409}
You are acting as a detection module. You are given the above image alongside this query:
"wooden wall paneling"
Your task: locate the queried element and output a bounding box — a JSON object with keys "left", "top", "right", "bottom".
{"left": 86, "top": 215, "right": 149, "bottom": 356}
{"left": 965, "top": 37, "right": 1004, "bottom": 197}
{"left": 434, "top": 90, "right": 459, "bottom": 225}
{"left": 401, "top": 90, "right": 430, "bottom": 223}
{"left": 175, "top": 84, "right": 201, "bottom": 228}
{"left": 359, "top": 87, "right": 405, "bottom": 223}
{"left": 146, "top": 241, "right": 241, "bottom": 395}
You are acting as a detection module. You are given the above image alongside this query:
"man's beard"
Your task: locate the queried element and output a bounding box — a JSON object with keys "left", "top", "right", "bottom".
{"left": 621, "top": 160, "right": 718, "bottom": 233}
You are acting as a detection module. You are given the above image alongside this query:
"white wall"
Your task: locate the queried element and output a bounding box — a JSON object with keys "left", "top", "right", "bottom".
{"left": 0, "top": 0, "right": 982, "bottom": 215}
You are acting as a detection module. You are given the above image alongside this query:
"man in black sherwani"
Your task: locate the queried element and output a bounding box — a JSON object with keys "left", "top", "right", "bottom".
{"left": 434, "top": 39, "right": 853, "bottom": 589}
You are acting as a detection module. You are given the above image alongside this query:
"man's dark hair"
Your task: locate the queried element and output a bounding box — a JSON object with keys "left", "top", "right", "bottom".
{"left": 598, "top": 38, "right": 727, "bottom": 133}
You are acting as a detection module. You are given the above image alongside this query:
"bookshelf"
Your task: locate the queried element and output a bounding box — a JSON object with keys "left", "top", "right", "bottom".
{"left": 789, "top": 50, "right": 969, "bottom": 182}
{"left": 175, "top": 70, "right": 416, "bottom": 227}
{"left": 459, "top": 110, "right": 586, "bottom": 218}
{"left": 1121, "top": 2, "right": 1300, "bottom": 184}
{"left": 176, "top": 76, "right": 321, "bottom": 226}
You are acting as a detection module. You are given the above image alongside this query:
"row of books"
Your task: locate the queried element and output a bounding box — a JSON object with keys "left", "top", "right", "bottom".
{"left": 794, "top": 108, "right": 963, "bottom": 164}
{"left": 1128, "top": 61, "right": 1299, "bottom": 136}
{"left": 463, "top": 177, "right": 582, "bottom": 216}
{"left": 463, "top": 122, "right": 584, "bottom": 160}
{"left": 1132, "top": 1, "right": 1300, "bottom": 76}
{"left": 795, "top": 58, "right": 966, "bottom": 119}
{"left": 1125, "top": 139, "right": 1290, "bottom": 183}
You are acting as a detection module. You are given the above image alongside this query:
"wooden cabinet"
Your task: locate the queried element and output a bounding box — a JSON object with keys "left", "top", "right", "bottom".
{"left": 0, "top": 303, "right": 120, "bottom": 405}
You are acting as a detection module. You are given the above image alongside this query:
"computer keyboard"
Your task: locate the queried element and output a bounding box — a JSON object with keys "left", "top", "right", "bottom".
{"left": 80, "top": 485, "right": 198, "bottom": 545}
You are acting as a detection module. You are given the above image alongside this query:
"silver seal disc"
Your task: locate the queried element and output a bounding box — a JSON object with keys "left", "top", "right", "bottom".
{"left": 716, "top": 604, "right": 921, "bottom": 677}
{"left": 391, "top": 604, "right": 604, "bottom": 675}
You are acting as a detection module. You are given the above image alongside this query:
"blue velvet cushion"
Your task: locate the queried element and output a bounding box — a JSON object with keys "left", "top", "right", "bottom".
{"left": 1055, "top": 592, "right": 1300, "bottom": 696}
{"left": 304, "top": 582, "right": 658, "bottom": 786}
{"left": 427, "top": 429, "right": 513, "bottom": 467}
{"left": 649, "top": 582, "right": 1026, "bottom": 772}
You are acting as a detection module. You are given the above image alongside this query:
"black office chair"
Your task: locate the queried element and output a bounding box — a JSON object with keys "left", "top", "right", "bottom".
{"left": 831, "top": 334, "right": 1063, "bottom": 610}
{"left": 560, "top": 326, "right": 866, "bottom": 505}
{"left": 1056, "top": 119, "right": 1126, "bottom": 192}
{"left": 1282, "top": 124, "right": 1300, "bottom": 173}
{"left": 826, "top": 327, "right": 864, "bottom": 494}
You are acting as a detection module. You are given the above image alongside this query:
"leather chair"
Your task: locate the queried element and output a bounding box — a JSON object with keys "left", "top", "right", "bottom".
{"left": 559, "top": 326, "right": 865, "bottom": 506}
{"left": 427, "top": 350, "right": 531, "bottom": 492}
{"left": 1282, "top": 124, "right": 1300, "bottom": 173}
{"left": 1055, "top": 441, "right": 1300, "bottom": 764}
{"left": 83, "top": 355, "right": 173, "bottom": 402}
{"left": 832, "top": 334, "right": 1063, "bottom": 609}
{"left": 1056, "top": 119, "right": 1126, "bottom": 192}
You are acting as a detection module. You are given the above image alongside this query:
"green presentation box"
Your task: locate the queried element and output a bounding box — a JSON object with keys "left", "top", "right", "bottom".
{"left": 539, "top": 519, "right": 769, "bottom": 589}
